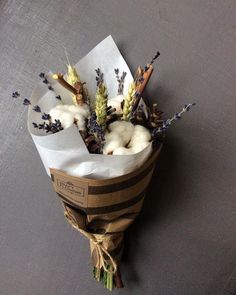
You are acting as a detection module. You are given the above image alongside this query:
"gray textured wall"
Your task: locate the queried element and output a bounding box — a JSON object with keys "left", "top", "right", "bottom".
{"left": 0, "top": 1, "right": 235, "bottom": 295}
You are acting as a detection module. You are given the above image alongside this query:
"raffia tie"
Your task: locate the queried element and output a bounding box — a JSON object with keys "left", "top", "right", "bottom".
{"left": 64, "top": 209, "right": 117, "bottom": 274}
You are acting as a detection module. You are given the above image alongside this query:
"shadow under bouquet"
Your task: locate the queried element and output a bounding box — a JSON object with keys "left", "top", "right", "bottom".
{"left": 16, "top": 36, "right": 195, "bottom": 291}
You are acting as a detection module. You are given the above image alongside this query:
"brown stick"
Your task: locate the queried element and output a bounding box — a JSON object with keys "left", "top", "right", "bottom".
{"left": 132, "top": 64, "right": 154, "bottom": 112}
{"left": 52, "top": 73, "right": 78, "bottom": 96}
{"left": 135, "top": 64, "right": 153, "bottom": 95}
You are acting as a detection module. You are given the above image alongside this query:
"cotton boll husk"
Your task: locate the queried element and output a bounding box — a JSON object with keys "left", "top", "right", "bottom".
{"left": 113, "top": 146, "right": 134, "bottom": 155}
{"left": 109, "top": 121, "right": 134, "bottom": 144}
{"left": 103, "top": 132, "right": 124, "bottom": 155}
{"left": 108, "top": 95, "right": 124, "bottom": 114}
{"left": 129, "top": 124, "right": 151, "bottom": 147}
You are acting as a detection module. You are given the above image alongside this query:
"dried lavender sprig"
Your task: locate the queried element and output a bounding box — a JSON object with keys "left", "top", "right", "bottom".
{"left": 39, "top": 72, "right": 45, "bottom": 79}
{"left": 12, "top": 91, "right": 20, "bottom": 98}
{"left": 33, "top": 105, "right": 41, "bottom": 112}
{"left": 87, "top": 112, "right": 105, "bottom": 153}
{"left": 145, "top": 51, "right": 160, "bottom": 71}
{"left": 114, "top": 68, "right": 127, "bottom": 95}
{"left": 150, "top": 51, "right": 160, "bottom": 65}
{"left": 152, "top": 103, "right": 196, "bottom": 138}
{"left": 38, "top": 72, "right": 54, "bottom": 91}
{"left": 23, "top": 98, "right": 31, "bottom": 105}
{"left": 32, "top": 119, "right": 63, "bottom": 134}
{"left": 42, "top": 113, "right": 50, "bottom": 120}
{"left": 12, "top": 89, "right": 62, "bottom": 134}
{"left": 95, "top": 68, "right": 104, "bottom": 86}
{"left": 12, "top": 92, "right": 52, "bottom": 120}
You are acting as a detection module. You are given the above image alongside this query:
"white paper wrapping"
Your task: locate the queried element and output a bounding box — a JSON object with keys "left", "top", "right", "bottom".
{"left": 28, "top": 35, "right": 152, "bottom": 179}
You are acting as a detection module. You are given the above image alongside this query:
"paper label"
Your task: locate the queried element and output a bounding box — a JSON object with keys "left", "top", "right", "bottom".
{"left": 50, "top": 169, "right": 88, "bottom": 208}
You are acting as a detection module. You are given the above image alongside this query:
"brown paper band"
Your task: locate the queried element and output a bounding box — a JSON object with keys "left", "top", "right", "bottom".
{"left": 58, "top": 190, "right": 145, "bottom": 215}
{"left": 50, "top": 147, "right": 161, "bottom": 214}
{"left": 87, "top": 161, "right": 155, "bottom": 195}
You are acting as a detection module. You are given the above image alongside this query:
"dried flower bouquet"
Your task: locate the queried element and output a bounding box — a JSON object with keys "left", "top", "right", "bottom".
{"left": 14, "top": 36, "right": 195, "bottom": 291}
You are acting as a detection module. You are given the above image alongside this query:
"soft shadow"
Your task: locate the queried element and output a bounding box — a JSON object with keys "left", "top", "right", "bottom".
{"left": 121, "top": 85, "right": 187, "bottom": 282}
{"left": 122, "top": 137, "right": 182, "bottom": 282}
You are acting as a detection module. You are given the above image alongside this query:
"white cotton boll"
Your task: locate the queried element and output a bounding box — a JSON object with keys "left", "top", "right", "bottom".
{"left": 103, "top": 132, "right": 124, "bottom": 155}
{"left": 78, "top": 105, "right": 90, "bottom": 118}
{"left": 129, "top": 125, "right": 151, "bottom": 147}
{"left": 105, "top": 131, "right": 124, "bottom": 144}
{"left": 49, "top": 108, "right": 63, "bottom": 121}
{"left": 131, "top": 141, "right": 150, "bottom": 153}
{"left": 113, "top": 147, "right": 134, "bottom": 155}
{"left": 74, "top": 113, "right": 86, "bottom": 130}
{"left": 58, "top": 112, "right": 74, "bottom": 129}
{"left": 50, "top": 106, "right": 74, "bottom": 129}
{"left": 68, "top": 104, "right": 90, "bottom": 118}
{"left": 55, "top": 104, "right": 70, "bottom": 111}
{"left": 108, "top": 95, "right": 125, "bottom": 114}
{"left": 109, "top": 121, "right": 134, "bottom": 144}
{"left": 49, "top": 103, "right": 90, "bottom": 131}
{"left": 67, "top": 105, "right": 80, "bottom": 114}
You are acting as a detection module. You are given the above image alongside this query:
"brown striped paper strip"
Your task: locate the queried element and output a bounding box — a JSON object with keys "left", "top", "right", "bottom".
{"left": 49, "top": 144, "right": 162, "bottom": 275}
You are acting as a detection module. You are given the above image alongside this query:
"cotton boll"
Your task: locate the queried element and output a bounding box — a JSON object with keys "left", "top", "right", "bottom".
{"left": 113, "top": 147, "right": 134, "bottom": 155}
{"left": 67, "top": 105, "right": 80, "bottom": 114}
{"left": 109, "top": 121, "right": 134, "bottom": 144}
{"left": 58, "top": 112, "right": 74, "bottom": 128}
{"left": 108, "top": 95, "right": 125, "bottom": 114}
{"left": 129, "top": 125, "right": 151, "bottom": 147}
{"left": 103, "top": 132, "right": 124, "bottom": 155}
{"left": 49, "top": 108, "right": 63, "bottom": 121}
{"left": 131, "top": 141, "right": 150, "bottom": 153}
{"left": 50, "top": 106, "right": 74, "bottom": 129}
{"left": 67, "top": 104, "right": 90, "bottom": 118}
{"left": 74, "top": 113, "right": 86, "bottom": 130}
{"left": 55, "top": 104, "right": 70, "bottom": 111}
{"left": 105, "top": 131, "right": 124, "bottom": 144}
{"left": 49, "top": 103, "right": 90, "bottom": 131}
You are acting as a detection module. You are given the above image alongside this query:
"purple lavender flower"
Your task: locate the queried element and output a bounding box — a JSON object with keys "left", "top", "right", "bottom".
{"left": 42, "top": 113, "right": 51, "bottom": 120}
{"left": 48, "top": 85, "right": 54, "bottom": 91}
{"left": 114, "top": 69, "right": 127, "bottom": 95}
{"left": 39, "top": 72, "right": 45, "bottom": 79}
{"left": 23, "top": 98, "right": 31, "bottom": 106}
{"left": 95, "top": 68, "right": 104, "bottom": 86}
{"left": 12, "top": 91, "right": 20, "bottom": 98}
{"left": 38, "top": 123, "right": 45, "bottom": 129}
{"left": 43, "top": 78, "right": 49, "bottom": 84}
{"left": 152, "top": 103, "right": 196, "bottom": 139}
{"left": 33, "top": 105, "right": 41, "bottom": 112}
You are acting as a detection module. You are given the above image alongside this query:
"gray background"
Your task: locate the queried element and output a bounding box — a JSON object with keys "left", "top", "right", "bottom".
{"left": 0, "top": 1, "right": 235, "bottom": 294}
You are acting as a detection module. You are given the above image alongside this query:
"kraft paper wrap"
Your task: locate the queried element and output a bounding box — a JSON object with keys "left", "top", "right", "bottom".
{"left": 49, "top": 144, "right": 162, "bottom": 273}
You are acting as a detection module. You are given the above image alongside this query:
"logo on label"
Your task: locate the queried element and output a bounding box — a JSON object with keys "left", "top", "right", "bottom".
{"left": 57, "top": 180, "right": 85, "bottom": 197}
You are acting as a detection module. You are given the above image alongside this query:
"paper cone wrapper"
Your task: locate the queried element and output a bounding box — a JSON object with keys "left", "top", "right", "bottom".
{"left": 28, "top": 35, "right": 152, "bottom": 180}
